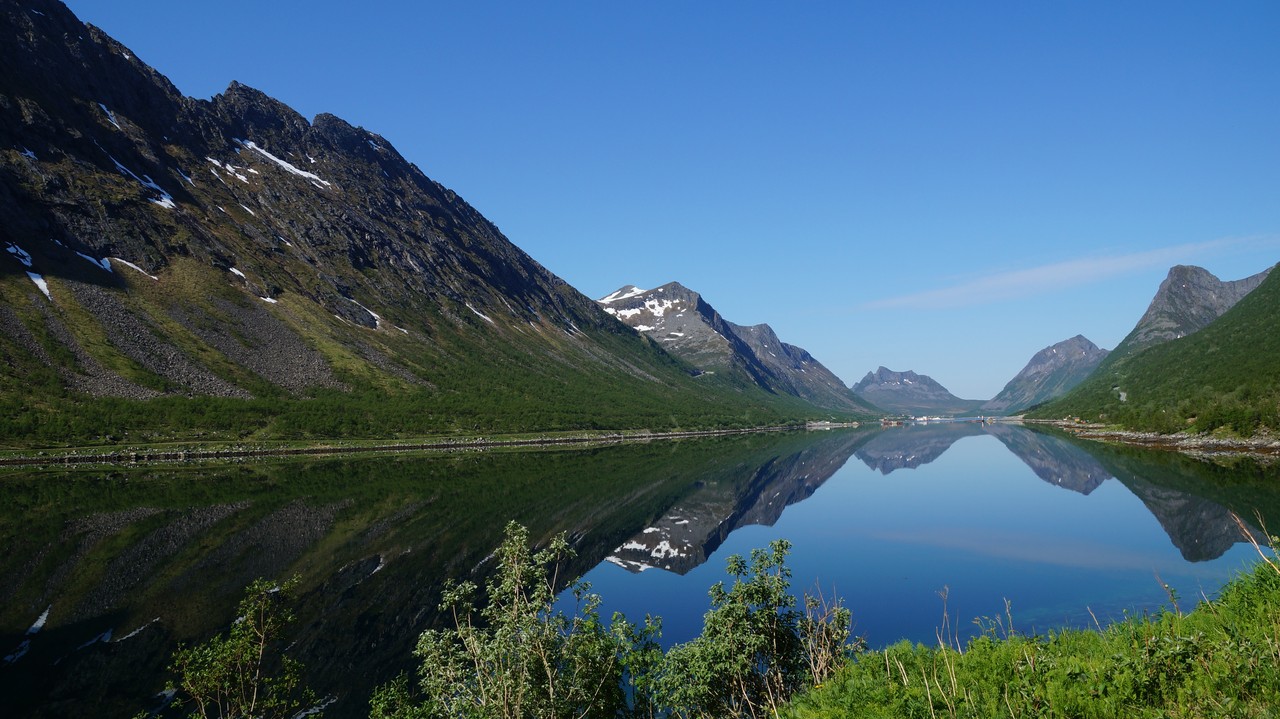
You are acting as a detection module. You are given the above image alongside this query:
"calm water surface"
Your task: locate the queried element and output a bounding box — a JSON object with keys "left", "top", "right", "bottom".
{"left": 2, "top": 424, "right": 1275, "bottom": 717}
{"left": 567, "top": 423, "right": 1269, "bottom": 648}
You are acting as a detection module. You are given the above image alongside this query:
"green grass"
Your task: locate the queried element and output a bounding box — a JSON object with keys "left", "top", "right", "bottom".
{"left": 783, "top": 550, "right": 1280, "bottom": 719}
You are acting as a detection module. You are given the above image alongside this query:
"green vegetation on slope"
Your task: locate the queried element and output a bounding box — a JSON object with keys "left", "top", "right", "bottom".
{"left": 1029, "top": 263, "right": 1280, "bottom": 435}
{"left": 0, "top": 263, "right": 866, "bottom": 449}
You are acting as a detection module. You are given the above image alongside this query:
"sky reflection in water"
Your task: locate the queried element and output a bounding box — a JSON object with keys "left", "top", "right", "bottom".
{"left": 565, "top": 425, "right": 1263, "bottom": 649}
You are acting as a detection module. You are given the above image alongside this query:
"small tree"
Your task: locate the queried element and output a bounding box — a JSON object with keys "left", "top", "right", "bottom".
{"left": 372, "top": 521, "right": 661, "bottom": 719}
{"left": 658, "top": 540, "right": 857, "bottom": 718}
{"left": 167, "top": 576, "right": 317, "bottom": 719}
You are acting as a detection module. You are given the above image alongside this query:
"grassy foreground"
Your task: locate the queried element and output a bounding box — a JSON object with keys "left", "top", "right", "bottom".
{"left": 783, "top": 537, "right": 1280, "bottom": 719}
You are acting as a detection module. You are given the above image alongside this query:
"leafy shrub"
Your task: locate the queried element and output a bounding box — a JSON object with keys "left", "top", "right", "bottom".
{"left": 658, "top": 541, "right": 858, "bottom": 718}
{"left": 370, "top": 521, "right": 661, "bottom": 719}
{"left": 371, "top": 525, "right": 858, "bottom": 719}
{"left": 164, "top": 576, "right": 318, "bottom": 719}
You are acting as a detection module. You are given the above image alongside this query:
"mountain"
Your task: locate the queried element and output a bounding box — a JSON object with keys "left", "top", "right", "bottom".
{"left": 598, "top": 282, "right": 877, "bottom": 415}
{"left": 1108, "top": 264, "right": 1271, "bottom": 361}
{"left": 1030, "top": 263, "right": 1280, "bottom": 434}
{"left": 0, "top": 0, "right": 839, "bottom": 443}
{"left": 981, "top": 335, "right": 1109, "bottom": 415}
{"left": 850, "top": 367, "right": 983, "bottom": 416}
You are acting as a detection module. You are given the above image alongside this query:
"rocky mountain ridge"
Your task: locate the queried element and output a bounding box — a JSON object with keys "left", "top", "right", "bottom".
{"left": 0, "top": 0, "right": 848, "bottom": 441}
{"left": 1028, "top": 262, "right": 1280, "bottom": 432}
{"left": 850, "top": 366, "right": 983, "bottom": 416}
{"left": 599, "top": 282, "right": 877, "bottom": 414}
{"left": 981, "top": 335, "right": 1110, "bottom": 415}
{"left": 1111, "top": 264, "right": 1272, "bottom": 361}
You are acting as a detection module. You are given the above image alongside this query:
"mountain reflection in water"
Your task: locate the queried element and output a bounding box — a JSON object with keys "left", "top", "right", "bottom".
{"left": 578, "top": 422, "right": 1277, "bottom": 651}
{"left": 3, "top": 425, "right": 1278, "bottom": 718}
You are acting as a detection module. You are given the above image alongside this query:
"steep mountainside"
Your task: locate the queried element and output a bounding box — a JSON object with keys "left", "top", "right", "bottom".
{"left": 850, "top": 367, "right": 983, "bottom": 416}
{"left": 1030, "top": 263, "right": 1280, "bottom": 434}
{"left": 1109, "top": 264, "right": 1271, "bottom": 361}
{"left": 0, "top": 0, "right": 839, "bottom": 443}
{"left": 981, "top": 335, "right": 1109, "bottom": 415}
{"left": 598, "top": 282, "right": 877, "bottom": 415}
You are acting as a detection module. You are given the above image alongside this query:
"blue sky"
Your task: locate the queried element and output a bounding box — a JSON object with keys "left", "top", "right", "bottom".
{"left": 64, "top": 1, "right": 1280, "bottom": 399}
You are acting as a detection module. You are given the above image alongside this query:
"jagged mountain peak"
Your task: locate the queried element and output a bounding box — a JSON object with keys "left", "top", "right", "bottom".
{"left": 982, "top": 336, "right": 1109, "bottom": 415}
{"left": 854, "top": 367, "right": 939, "bottom": 390}
{"left": 212, "top": 80, "right": 312, "bottom": 138}
{"left": 597, "top": 282, "right": 873, "bottom": 415}
{"left": 0, "top": 0, "right": 760, "bottom": 415}
{"left": 1116, "top": 263, "right": 1272, "bottom": 358}
{"left": 599, "top": 284, "right": 648, "bottom": 304}
{"left": 1027, "top": 335, "right": 1105, "bottom": 363}
{"left": 851, "top": 367, "right": 982, "bottom": 416}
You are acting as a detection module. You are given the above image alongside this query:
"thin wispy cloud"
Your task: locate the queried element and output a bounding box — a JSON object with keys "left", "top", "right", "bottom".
{"left": 861, "top": 237, "right": 1265, "bottom": 310}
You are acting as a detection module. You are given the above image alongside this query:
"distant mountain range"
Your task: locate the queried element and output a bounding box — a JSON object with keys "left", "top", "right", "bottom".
{"left": 599, "top": 282, "right": 878, "bottom": 415}
{"left": 595, "top": 278, "right": 1120, "bottom": 420}
{"left": 597, "top": 260, "right": 1276, "bottom": 426}
{"left": 852, "top": 262, "right": 1274, "bottom": 422}
{"left": 850, "top": 367, "right": 984, "bottom": 416}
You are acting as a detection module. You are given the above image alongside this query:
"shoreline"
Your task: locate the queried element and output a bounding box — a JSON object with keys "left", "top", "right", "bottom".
{"left": 0, "top": 423, "right": 858, "bottom": 470}
{"left": 1028, "top": 419, "right": 1280, "bottom": 460}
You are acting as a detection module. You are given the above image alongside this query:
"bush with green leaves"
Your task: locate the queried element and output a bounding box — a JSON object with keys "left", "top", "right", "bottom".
{"left": 369, "top": 521, "right": 662, "bottom": 719}
{"left": 164, "top": 576, "right": 318, "bottom": 719}
{"left": 658, "top": 540, "right": 858, "bottom": 719}
{"left": 370, "top": 525, "right": 858, "bottom": 719}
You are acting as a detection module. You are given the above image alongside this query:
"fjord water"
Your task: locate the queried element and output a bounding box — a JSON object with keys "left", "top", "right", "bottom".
{"left": 2, "top": 425, "right": 1276, "bottom": 718}
{"left": 567, "top": 423, "right": 1274, "bottom": 649}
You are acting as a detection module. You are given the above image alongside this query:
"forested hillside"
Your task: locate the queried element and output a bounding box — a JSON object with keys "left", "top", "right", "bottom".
{"left": 1029, "top": 263, "right": 1280, "bottom": 435}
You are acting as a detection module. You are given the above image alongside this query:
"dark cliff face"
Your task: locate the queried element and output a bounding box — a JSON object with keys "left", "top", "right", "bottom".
{"left": 851, "top": 367, "right": 983, "bottom": 416}
{"left": 1, "top": 0, "right": 598, "bottom": 329}
{"left": 1112, "top": 265, "right": 1272, "bottom": 360}
{"left": 982, "top": 335, "right": 1109, "bottom": 415}
{"left": 0, "top": 0, "right": 711, "bottom": 415}
{"left": 598, "top": 282, "right": 875, "bottom": 414}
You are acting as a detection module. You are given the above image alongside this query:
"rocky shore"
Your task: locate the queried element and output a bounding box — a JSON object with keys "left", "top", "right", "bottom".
{"left": 1033, "top": 420, "right": 1280, "bottom": 461}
